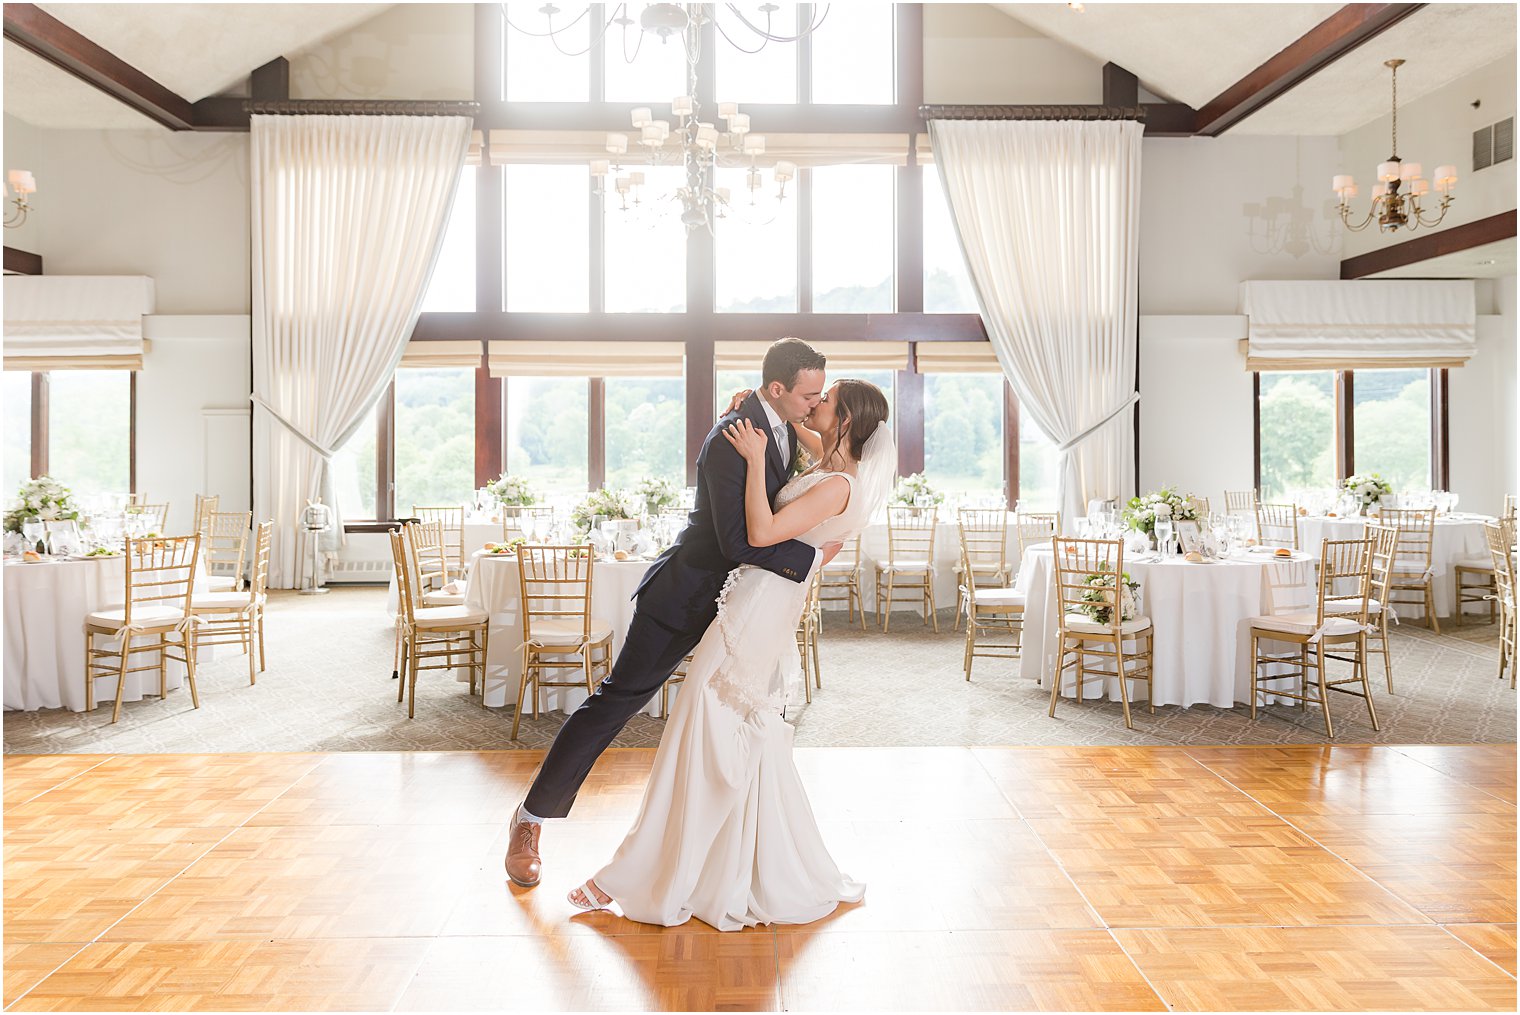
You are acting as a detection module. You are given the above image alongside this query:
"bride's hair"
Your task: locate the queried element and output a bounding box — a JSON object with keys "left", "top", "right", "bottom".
{"left": 830, "top": 379, "right": 890, "bottom": 464}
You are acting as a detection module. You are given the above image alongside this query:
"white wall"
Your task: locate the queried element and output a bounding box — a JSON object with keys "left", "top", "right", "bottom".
{"left": 1338, "top": 54, "right": 1517, "bottom": 262}
{"left": 138, "top": 316, "right": 253, "bottom": 534}
{"left": 924, "top": 4, "right": 1102, "bottom": 104}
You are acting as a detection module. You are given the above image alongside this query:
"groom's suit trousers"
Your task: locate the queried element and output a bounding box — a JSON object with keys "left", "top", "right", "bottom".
{"left": 522, "top": 607, "right": 705, "bottom": 819}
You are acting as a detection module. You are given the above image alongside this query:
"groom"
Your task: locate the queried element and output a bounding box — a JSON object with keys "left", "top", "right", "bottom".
{"left": 506, "top": 337, "right": 842, "bottom": 887}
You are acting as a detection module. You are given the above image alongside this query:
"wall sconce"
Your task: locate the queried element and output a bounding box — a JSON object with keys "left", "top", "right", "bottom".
{"left": 6, "top": 169, "right": 36, "bottom": 229}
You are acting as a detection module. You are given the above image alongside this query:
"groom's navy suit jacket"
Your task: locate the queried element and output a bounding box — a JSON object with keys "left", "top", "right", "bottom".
{"left": 632, "top": 392, "right": 817, "bottom": 632}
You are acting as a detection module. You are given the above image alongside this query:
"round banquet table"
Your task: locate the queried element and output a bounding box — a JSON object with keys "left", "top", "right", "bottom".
{"left": 1014, "top": 544, "right": 1318, "bottom": 707}
{"left": 461, "top": 550, "right": 657, "bottom": 712}
{"left": 1296, "top": 513, "right": 1492, "bottom": 619}
{"left": 4, "top": 556, "right": 210, "bottom": 712}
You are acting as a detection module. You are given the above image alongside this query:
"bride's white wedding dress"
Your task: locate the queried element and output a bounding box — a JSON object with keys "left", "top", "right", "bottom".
{"left": 592, "top": 470, "right": 866, "bottom": 931}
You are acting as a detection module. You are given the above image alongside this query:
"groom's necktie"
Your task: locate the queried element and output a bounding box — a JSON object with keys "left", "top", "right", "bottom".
{"left": 772, "top": 423, "right": 788, "bottom": 467}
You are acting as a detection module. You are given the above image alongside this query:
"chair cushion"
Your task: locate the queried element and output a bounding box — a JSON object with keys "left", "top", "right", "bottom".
{"left": 821, "top": 561, "right": 858, "bottom": 574}
{"left": 877, "top": 558, "right": 931, "bottom": 571}
{"left": 1323, "top": 598, "right": 1383, "bottom": 616}
{"left": 973, "top": 587, "right": 1025, "bottom": 607}
{"left": 1453, "top": 557, "right": 1494, "bottom": 570}
{"left": 422, "top": 591, "right": 466, "bottom": 607}
{"left": 527, "top": 617, "right": 613, "bottom": 647}
{"left": 191, "top": 591, "right": 264, "bottom": 611}
{"left": 1062, "top": 613, "right": 1152, "bottom": 635}
{"left": 85, "top": 605, "right": 184, "bottom": 629}
{"left": 1248, "top": 611, "right": 1364, "bottom": 638}
{"left": 204, "top": 575, "right": 239, "bottom": 592}
{"left": 412, "top": 605, "right": 489, "bottom": 630}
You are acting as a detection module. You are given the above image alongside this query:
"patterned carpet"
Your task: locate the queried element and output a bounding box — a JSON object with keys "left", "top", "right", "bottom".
{"left": 4, "top": 586, "right": 1514, "bottom": 755}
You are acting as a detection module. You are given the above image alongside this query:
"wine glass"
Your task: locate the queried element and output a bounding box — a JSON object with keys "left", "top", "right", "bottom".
{"left": 1154, "top": 518, "right": 1174, "bottom": 557}
{"left": 21, "top": 519, "right": 44, "bottom": 555}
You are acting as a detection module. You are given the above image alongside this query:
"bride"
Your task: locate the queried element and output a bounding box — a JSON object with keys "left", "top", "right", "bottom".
{"left": 567, "top": 378, "right": 894, "bottom": 930}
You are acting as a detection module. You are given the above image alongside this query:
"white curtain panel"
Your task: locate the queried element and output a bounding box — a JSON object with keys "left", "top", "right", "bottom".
{"left": 929, "top": 118, "right": 1143, "bottom": 527}
{"left": 251, "top": 113, "right": 472, "bottom": 588}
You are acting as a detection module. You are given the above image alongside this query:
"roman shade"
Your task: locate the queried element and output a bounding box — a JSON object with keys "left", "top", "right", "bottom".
{"left": 713, "top": 340, "right": 909, "bottom": 373}
{"left": 3, "top": 275, "right": 155, "bottom": 370}
{"left": 399, "top": 340, "right": 483, "bottom": 369}
{"left": 914, "top": 341, "right": 1002, "bottom": 374}
{"left": 487, "top": 340, "right": 684, "bottom": 377}
{"left": 1239, "top": 280, "right": 1477, "bottom": 371}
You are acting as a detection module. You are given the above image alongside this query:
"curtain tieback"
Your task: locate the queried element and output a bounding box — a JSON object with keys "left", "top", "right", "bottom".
{"left": 250, "top": 394, "right": 336, "bottom": 461}
{"left": 1054, "top": 393, "right": 1141, "bottom": 454}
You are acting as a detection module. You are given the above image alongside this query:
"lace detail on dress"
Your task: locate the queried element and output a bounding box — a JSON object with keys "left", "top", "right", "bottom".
{"left": 706, "top": 565, "right": 785, "bottom": 719}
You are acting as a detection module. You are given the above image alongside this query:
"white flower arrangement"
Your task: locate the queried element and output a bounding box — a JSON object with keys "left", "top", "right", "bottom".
{"left": 571, "top": 487, "right": 635, "bottom": 533}
{"left": 892, "top": 473, "right": 944, "bottom": 507}
{"left": 485, "top": 473, "right": 539, "bottom": 508}
{"left": 1342, "top": 473, "right": 1393, "bottom": 508}
{"left": 1077, "top": 564, "right": 1141, "bottom": 625}
{"left": 636, "top": 476, "right": 679, "bottom": 514}
{"left": 4, "top": 476, "right": 79, "bottom": 533}
{"left": 1123, "top": 487, "right": 1199, "bottom": 536}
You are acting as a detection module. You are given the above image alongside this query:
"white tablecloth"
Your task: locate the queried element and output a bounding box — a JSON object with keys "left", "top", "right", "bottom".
{"left": 1297, "top": 514, "right": 1492, "bottom": 618}
{"left": 4, "top": 557, "right": 210, "bottom": 712}
{"left": 462, "top": 551, "right": 655, "bottom": 712}
{"left": 1014, "top": 545, "right": 1318, "bottom": 707}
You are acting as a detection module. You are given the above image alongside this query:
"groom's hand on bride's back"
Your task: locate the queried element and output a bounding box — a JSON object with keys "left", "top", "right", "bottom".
{"left": 820, "top": 541, "right": 844, "bottom": 566}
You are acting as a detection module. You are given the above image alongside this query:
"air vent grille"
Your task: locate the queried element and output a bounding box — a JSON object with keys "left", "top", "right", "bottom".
{"left": 1495, "top": 117, "right": 1514, "bottom": 164}
{"left": 1474, "top": 124, "right": 1493, "bottom": 171}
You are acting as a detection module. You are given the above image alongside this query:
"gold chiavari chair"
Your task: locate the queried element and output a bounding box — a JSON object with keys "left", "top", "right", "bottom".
{"left": 129, "top": 502, "right": 171, "bottom": 533}
{"left": 1246, "top": 537, "right": 1379, "bottom": 738}
{"left": 817, "top": 534, "right": 866, "bottom": 630}
{"left": 953, "top": 508, "right": 1012, "bottom": 632}
{"left": 661, "top": 654, "right": 695, "bottom": 718}
{"left": 1187, "top": 496, "right": 1211, "bottom": 516}
{"left": 502, "top": 506, "right": 554, "bottom": 542}
{"left": 412, "top": 505, "right": 466, "bottom": 574}
{"left": 1326, "top": 522, "right": 1398, "bottom": 694}
{"left": 126, "top": 492, "right": 147, "bottom": 507}
{"left": 388, "top": 529, "right": 488, "bottom": 719}
{"left": 1224, "top": 490, "right": 1256, "bottom": 517}
{"left": 875, "top": 505, "right": 939, "bottom": 633}
{"left": 1484, "top": 520, "right": 1516, "bottom": 688}
{"left": 191, "top": 494, "right": 220, "bottom": 535}
{"left": 190, "top": 521, "right": 271, "bottom": 686}
{"left": 1015, "top": 513, "right": 1061, "bottom": 559}
{"left": 960, "top": 542, "right": 1024, "bottom": 681}
{"left": 1049, "top": 537, "right": 1154, "bottom": 729}
{"left": 1255, "top": 502, "right": 1300, "bottom": 549}
{"left": 83, "top": 533, "right": 201, "bottom": 724}
{"left": 200, "top": 511, "right": 251, "bottom": 593}
{"left": 1383, "top": 508, "right": 1439, "bottom": 633}
{"left": 795, "top": 571, "right": 823, "bottom": 702}
{"left": 512, "top": 545, "right": 614, "bottom": 740}
{"left": 1505, "top": 494, "right": 1517, "bottom": 522}
{"left": 390, "top": 522, "right": 467, "bottom": 682}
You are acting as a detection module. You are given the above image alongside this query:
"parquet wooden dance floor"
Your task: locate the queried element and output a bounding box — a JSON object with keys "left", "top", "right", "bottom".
{"left": 3, "top": 744, "right": 1515, "bottom": 1011}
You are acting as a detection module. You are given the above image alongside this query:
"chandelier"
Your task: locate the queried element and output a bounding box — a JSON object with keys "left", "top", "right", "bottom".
{"left": 507, "top": 4, "right": 824, "bottom": 231}
{"left": 1334, "top": 59, "right": 1457, "bottom": 234}
{"left": 5, "top": 169, "right": 35, "bottom": 229}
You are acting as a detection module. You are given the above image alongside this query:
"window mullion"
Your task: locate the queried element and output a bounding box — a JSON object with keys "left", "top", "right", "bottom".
{"left": 589, "top": 376, "right": 606, "bottom": 490}
{"left": 31, "top": 371, "right": 48, "bottom": 480}
{"left": 1004, "top": 380, "right": 1019, "bottom": 512}
{"left": 378, "top": 380, "right": 396, "bottom": 520}
{"left": 1336, "top": 370, "right": 1354, "bottom": 480}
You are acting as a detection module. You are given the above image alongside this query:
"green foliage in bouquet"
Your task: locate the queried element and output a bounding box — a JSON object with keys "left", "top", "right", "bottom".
{"left": 5, "top": 476, "right": 80, "bottom": 533}
{"left": 1123, "top": 487, "right": 1199, "bottom": 536}
{"left": 486, "top": 473, "right": 539, "bottom": 507}
{"left": 571, "top": 487, "right": 635, "bottom": 533}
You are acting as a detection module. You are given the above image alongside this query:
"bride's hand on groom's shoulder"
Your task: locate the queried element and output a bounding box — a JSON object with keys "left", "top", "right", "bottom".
{"left": 722, "top": 418, "right": 767, "bottom": 465}
{"left": 724, "top": 389, "right": 753, "bottom": 416}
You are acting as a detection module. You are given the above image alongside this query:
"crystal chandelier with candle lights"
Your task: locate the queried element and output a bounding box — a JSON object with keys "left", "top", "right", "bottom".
{"left": 1333, "top": 59, "right": 1457, "bottom": 234}
{"left": 505, "top": 3, "right": 822, "bottom": 231}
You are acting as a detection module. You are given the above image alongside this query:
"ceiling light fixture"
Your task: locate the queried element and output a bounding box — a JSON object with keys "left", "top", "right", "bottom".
{"left": 4, "top": 170, "right": 35, "bottom": 229}
{"left": 506, "top": 4, "right": 825, "bottom": 233}
{"left": 1334, "top": 59, "right": 1457, "bottom": 234}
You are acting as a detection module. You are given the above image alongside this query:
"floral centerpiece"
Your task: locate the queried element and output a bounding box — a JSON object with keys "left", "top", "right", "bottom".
{"left": 636, "top": 476, "right": 679, "bottom": 515}
{"left": 1123, "top": 487, "right": 1199, "bottom": 536}
{"left": 485, "top": 473, "right": 538, "bottom": 508}
{"left": 892, "top": 473, "right": 944, "bottom": 507}
{"left": 1342, "top": 473, "right": 1393, "bottom": 512}
{"left": 1076, "top": 563, "right": 1141, "bottom": 625}
{"left": 4, "top": 476, "right": 80, "bottom": 533}
{"left": 571, "top": 487, "right": 635, "bottom": 533}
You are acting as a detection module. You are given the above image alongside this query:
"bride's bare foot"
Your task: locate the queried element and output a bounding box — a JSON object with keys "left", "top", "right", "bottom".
{"left": 568, "top": 879, "right": 613, "bottom": 912}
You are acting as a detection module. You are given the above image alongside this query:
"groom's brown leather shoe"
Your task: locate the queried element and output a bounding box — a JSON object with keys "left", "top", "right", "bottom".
{"left": 505, "top": 809, "right": 542, "bottom": 887}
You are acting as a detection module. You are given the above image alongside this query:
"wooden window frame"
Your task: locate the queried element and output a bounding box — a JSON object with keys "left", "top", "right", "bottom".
{"left": 1251, "top": 366, "right": 1450, "bottom": 498}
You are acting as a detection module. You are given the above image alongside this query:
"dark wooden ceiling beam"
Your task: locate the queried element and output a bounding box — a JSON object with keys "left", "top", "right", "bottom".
{"left": 3, "top": 2, "right": 196, "bottom": 130}
{"left": 1339, "top": 210, "right": 1517, "bottom": 279}
{"left": 1194, "top": 3, "right": 1427, "bottom": 137}
{"left": 4, "top": 246, "right": 44, "bottom": 275}
{"left": 1102, "top": 63, "right": 1139, "bottom": 107}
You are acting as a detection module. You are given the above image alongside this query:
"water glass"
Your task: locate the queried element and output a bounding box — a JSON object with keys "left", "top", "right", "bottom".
{"left": 21, "top": 520, "right": 44, "bottom": 554}
{"left": 1155, "top": 519, "right": 1174, "bottom": 556}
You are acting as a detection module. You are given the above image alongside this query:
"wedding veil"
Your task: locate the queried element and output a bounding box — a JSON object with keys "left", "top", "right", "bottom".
{"left": 839, "top": 421, "right": 896, "bottom": 538}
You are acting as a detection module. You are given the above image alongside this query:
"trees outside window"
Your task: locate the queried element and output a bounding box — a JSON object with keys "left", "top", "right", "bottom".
{"left": 606, "top": 377, "right": 685, "bottom": 488}
{"left": 1353, "top": 369, "right": 1432, "bottom": 491}
{"left": 47, "top": 371, "right": 130, "bottom": 501}
{"left": 507, "top": 377, "right": 588, "bottom": 499}
{"left": 394, "top": 368, "right": 476, "bottom": 513}
{"left": 1258, "top": 371, "right": 1337, "bottom": 500}
{"left": 4, "top": 372, "right": 30, "bottom": 498}
{"left": 924, "top": 373, "right": 1002, "bottom": 496}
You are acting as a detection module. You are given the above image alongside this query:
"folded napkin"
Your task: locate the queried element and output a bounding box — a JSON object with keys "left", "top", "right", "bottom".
{"left": 440, "top": 580, "right": 465, "bottom": 596}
